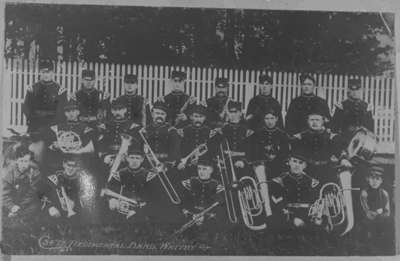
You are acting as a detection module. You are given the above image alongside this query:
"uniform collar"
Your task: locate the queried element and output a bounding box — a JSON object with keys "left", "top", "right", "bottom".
{"left": 301, "top": 93, "right": 315, "bottom": 98}
{"left": 125, "top": 92, "right": 138, "bottom": 97}
{"left": 127, "top": 166, "right": 144, "bottom": 174}
{"left": 66, "top": 120, "right": 80, "bottom": 124}
{"left": 262, "top": 126, "right": 277, "bottom": 132}
{"left": 113, "top": 118, "right": 128, "bottom": 123}
{"left": 259, "top": 94, "right": 272, "bottom": 98}
{"left": 348, "top": 97, "right": 362, "bottom": 103}
{"left": 81, "top": 88, "right": 96, "bottom": 94}
{"left": 288, "top": 172, "right": 306, "bottom": 182}
{"left": 170, "top": 90, "right": 185, "bottom": 96}
{"left": 40, "top": 80, "right": 55, "bottom": 86}
{"left": 308, "top": 127, "right": 326, "bottom": 134}
{"left": 198, "top": 177, "right": 212, "bottom": 183}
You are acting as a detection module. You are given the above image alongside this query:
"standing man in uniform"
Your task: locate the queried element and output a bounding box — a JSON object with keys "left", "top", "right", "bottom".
{"left": 116, "top": 74, "right": 151, "bottom": 127}
{"left": 285, "top": 74, "right": 331, "bottom": 135}
{"left": 206, "top": 77, "right": 239, "bottom": 128}
{"left": 23, "top": 60, "right": 67, "bottom": 133}
{"left": 331, "top": 78, "right": 374, "bottom": 135}
{"left": 73, "top": 69, "right": 110, "bottom": 127}
{"left": 245, "top": 74, "right": 283, "bottom": 131}
{"left": 158, "top": 70, "right": 196, "bottom": 128}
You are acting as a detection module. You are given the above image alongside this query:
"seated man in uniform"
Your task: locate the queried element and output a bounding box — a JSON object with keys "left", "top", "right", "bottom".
{"left": 177, "top": 104, "right": 216, "bottom": 172}
{"left": 273, "top": 149, "right": 320, "bottom": 230}
{"left": 359, "top": 166, "right": 391, "bottom": 244}
{"left": 37, "top": 156, "right": 99, "bottom": 230}
{"left": 43, "top": 99, "right": 96, "bottom": 172}
{"left": 103, "top": 148, "right": 153, "bottom": 226}
{"left": 98, "top": 99, "right": 140, "bottom": 177}
{"left": 179, "top": 155, "right": 224, "bottom": 237}
{"left": 247, "top": 108, "right": 290, "bottom": 178}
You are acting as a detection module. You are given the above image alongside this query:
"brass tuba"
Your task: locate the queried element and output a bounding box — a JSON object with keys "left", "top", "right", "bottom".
{"left": 217, "top": 138, "right": 268, "bottom": 230}
{"left": 308, "top": 168, "right": 358, "bottom": 236}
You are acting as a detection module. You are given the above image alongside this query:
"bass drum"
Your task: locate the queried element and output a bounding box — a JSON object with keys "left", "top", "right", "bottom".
{"left": 347, "top": 127, "right": 377, "bottom": 161}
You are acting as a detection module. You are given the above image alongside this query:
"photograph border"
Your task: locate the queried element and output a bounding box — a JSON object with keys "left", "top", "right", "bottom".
{"left": 0, "top": 0, "right": 399, "bottom": 260}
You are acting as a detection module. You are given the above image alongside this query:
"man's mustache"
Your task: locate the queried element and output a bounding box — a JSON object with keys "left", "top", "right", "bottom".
{"left": 155, "top": 116, "right": 164, "bottom": 122}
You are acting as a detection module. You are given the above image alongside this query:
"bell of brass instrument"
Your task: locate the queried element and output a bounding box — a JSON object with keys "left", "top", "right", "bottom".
{"left": 308, "top": 169, "right": 355, "bottom": 236}
{"left": 100, "top": 188, "right": 146, "bottom": 219}
{"left": 217, "top": 139, "right": 268, "bottom": 230}
{"left": 57, "top": 186, "right": 77, "bottom": 218}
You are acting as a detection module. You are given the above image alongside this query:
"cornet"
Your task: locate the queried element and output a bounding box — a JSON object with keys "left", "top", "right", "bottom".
{"left": 57, "top": 186, "right": 77, "bottom": 218}
{"left": 100, "top": 188, "right": 146, "bottom": 219}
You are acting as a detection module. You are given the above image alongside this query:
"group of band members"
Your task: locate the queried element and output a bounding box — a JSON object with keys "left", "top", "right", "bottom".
{"left": 3, "top": 59, "right": 390, "bottom": 243}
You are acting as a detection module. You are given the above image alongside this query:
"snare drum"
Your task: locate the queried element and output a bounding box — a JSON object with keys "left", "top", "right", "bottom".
{"left": 347, "top": 127, "right": 377, "bottom": 161}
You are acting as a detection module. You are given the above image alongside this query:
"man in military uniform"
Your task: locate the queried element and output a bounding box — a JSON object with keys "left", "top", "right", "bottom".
{"left": 2, "top": 145, "right": 42, "bottom": 221}
{"left": 141, "top": 101, "right": 181, "bottom": 165}
{"left": 331, "top": 78, "right": 374, "bottom": 134}
{"left": 206, "top": 77, "right": 239, "bottom": 128}
{"left": 23, "top": 60, "right": 67, "bottom": 133}
{"left": 73, "top": 69, "right": 110, "bottom": 127}
{"left": 247, "top": 108, "right": 290, "bottom": 178}
{"left": 285, "top": 74, "right": 331, "bottom": 135}
{"left": 211, "top": 101, "right": 253, "bottom": 178}
{"left": 291, "top": 108, "right": 339, "bottom": 184}
{"left": 115, "top": 74, "right": 151, "bottom": 127}
{"left": 272, "top": 149, "right": 320, "bottom": 230}
{"left": 102, "top": 147, "right": 152, "bottom": 225}
{"left": 179, "top": 155, "right": 224, "bottom": 237}
{"left": 245, "top": 74, "right": 283, "bottom": 131}
{"left": 37, "top": 156, "right": 99, "bottom": 228}
{"left": 158, "top": 70, "right": 196, "bottom": 127}
{"left": 177, "top": 104, "right": 216, "bottom": 172}
{"left": 42, "top": 100, "right": 96, "bottom": 172}
{"left": 98, "top": 99, "right": 141, "bottom": 182}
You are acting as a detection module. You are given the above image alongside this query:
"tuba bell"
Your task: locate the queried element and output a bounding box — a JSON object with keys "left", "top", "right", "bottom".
{"left": 217, "top": 138, "right": 268, "bottom": 230}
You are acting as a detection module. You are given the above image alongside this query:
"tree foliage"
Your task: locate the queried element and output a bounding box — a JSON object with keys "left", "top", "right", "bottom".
{"left": 4, "top": 3, "right": 395, "bottom": 75}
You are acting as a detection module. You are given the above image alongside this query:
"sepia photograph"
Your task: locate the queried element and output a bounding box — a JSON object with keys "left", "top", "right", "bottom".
{"left": 0, "top": 0, "right": 397, "bottom": 257}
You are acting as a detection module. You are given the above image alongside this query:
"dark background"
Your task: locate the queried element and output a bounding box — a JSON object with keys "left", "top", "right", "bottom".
{"left": 4, "top": 4, "right": 395, "bottom": 75}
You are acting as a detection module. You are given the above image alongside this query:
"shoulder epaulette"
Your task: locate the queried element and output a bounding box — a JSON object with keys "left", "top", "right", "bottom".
{"left": 176, "top": 128, "right": 184, "bottom": 137}
{"left": 335, "top": 102, "right": 344, "bottom": 110}
{"left": 50, "top": 125, "right": 58, "bottom": 134}
{"left": 216, "top": 184, "right": 225, "bottom": 194}
{"left": 246, "top": 129, "right": 254, "bottom": 137}
{"left": 84, "top": 126, "right": 93, "bottom": 134}
{"left": 58, "top": 86, "right": 67, "bottom": 95}
{"left": 181, "top": 179, "right": 192, "bottom": 191}
{"left": 47, "top": 174, "right": 59, "bottom": 186}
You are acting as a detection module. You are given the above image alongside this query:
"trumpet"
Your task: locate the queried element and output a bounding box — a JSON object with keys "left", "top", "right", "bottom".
{"left": 57, "top": 186, "right": 76, "bottom": 218}
{"left": 100, "top": 188, "right": 146, "bottom": 219}
{"left": 179, "top": 143, "right": 208, "bottom": 167}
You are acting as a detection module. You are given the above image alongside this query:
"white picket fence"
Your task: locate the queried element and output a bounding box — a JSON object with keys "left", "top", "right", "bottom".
{"left": 2, "top": 58, "right": 396, "bottom": 154}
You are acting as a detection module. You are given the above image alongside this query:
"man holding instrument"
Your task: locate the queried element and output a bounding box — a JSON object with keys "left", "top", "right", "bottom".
{"left": 176, "top": 104, "right": 217, "bottom": 173}
{"left": 116, "top": 74, "right": 151, "bottom": 127}
{"left": 206, "top": 77, "right": 239, "bottom": 128}
{"left": 158, "top": 70, "right": 196, "bottom": 128}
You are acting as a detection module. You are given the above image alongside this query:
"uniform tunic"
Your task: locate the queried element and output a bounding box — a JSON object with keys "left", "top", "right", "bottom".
{"left": 247, "top": 127, "right": 290, "bottom": 177}
{"left": 246, "top": 94, "right": 283, "bottom": 130}
{"left": 178, "top": 124, "right": 213, "bottom": 157}
{"left": 75, "top": 88, "right": 109, "bottom": 124}
{"left": 206, "top": 96, "right": 240, "bottom": 128}
{"left": 163, "top": 91, "right": 191, "bottom": 127}
{"left": 331, "top": 98, "right": 374, "bottom": 133}
{"left": 285, "top": 94, "right": 331, "bottom": 135}
{"left": 115, "top": 94, "right": 151, "bottom": 126}
{"left": 181, "top": 176, "right": 223, "bottom": 211}
{"left": 23, "top": 80, "right": 67, "bottom": 132}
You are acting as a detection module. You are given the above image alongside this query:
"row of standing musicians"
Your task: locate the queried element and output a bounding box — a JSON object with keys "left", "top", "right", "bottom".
{"left": 3, "top": 60, "right": 390, "bottom": 239}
